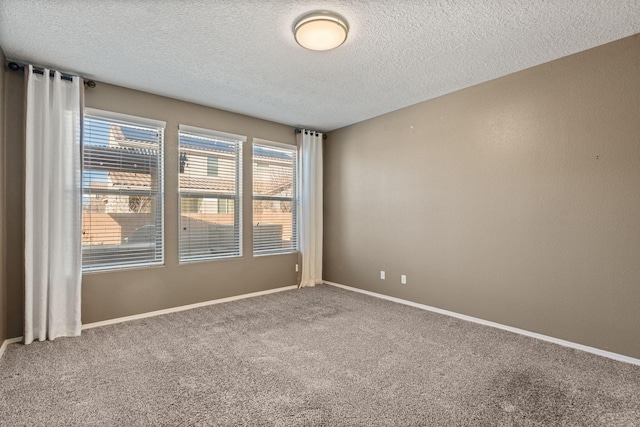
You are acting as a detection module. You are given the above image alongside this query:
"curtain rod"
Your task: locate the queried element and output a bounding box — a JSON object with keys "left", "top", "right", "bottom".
{"left": 295, "top": 128, "right": 327, "bottom": 139}
{"left": 7, "top": 61, "right": 96, "bottom": 88}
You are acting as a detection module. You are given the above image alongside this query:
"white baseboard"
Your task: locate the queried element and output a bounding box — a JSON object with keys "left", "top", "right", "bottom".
{"left": 0, "top": 337, "right": 23, "bottom": 361}
{"left": 324, "top": 281, "right": 640, "bottom": 366}
{"left": 0, "top": 285, "right": 298, "bottom": 361}
{"left": 82, "top": 285, "right": 298, "bottom": 330}
{"left": 5, "top": 282, "right": 637, "bottom": 366}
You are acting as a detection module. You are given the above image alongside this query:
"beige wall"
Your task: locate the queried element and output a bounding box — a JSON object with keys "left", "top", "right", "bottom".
{"left": 0, "top": 48, "right": 6, "bottom": 343}
{"left": 324, "top": 34, "right": 640, "bottom": 359}
{"left": 2, "top": 76, "right": 298, "bottom": 334}
{"left": 4, "top": 71, "right": 25, "bottom": 338}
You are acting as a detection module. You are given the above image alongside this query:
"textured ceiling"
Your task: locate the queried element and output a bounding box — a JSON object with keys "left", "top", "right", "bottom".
{"left": 1, "top": 1, "right": 639, "bottom": 131}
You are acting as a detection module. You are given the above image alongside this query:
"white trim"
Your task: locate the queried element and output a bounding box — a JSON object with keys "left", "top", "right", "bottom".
{"left": 0, "top": 337, "right": 23, "bottom": 361}
{"left": 85, "top": 107, "right": 166, "bottom": 128}
{"left": 82, "top": 285, "right": 297, "bottom": 330}
{"left": 324, "top": 281, "right": 640, "bottom": 366}
{"left": 179, "top": 124, "right": 247, "bottom": 142}
{"left": 0, "top": 286, "right": 297, "bottom": 362}
{"left": 8, "top": 281, "right": 635, "bottom": 366}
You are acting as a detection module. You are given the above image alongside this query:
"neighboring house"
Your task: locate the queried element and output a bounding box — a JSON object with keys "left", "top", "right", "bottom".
{"left": 178, "top": 133, "right": 238, "bottom": 217}
{"left": 82, "top": 123, "right": 162, "bottom": 250}
{"left": 82, "top": 123, "right": 294, "bottom": 257}
{"left": 252, "top": 147, "right": 295, "bottom": 245}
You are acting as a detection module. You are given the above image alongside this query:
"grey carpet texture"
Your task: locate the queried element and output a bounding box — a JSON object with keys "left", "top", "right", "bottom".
{"left": 1, "top": 285, "right": 639, "bottom": 426}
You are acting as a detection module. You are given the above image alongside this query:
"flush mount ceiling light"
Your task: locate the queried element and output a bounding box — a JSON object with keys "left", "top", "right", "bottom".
{"left": 293, "top": 11, "right": 349, "bottom": 51}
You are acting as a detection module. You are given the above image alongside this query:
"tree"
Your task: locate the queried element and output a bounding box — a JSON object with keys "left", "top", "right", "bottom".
{"left": 129, "top": 195, "right": 152, "bottom": 213}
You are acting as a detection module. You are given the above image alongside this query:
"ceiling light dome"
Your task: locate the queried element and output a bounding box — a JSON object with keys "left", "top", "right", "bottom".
{"left": 294, "top": 11, "right": 349, "bottom": 51}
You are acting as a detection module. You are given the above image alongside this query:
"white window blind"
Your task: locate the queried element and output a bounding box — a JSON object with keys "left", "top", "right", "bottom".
{"left": 82, "top": 112, "right": 165, "bottom": 271}
{"left": 178, "top": 126, "right": 243, "bottom": 262}
{"left": 253, "top": 142, "right": 297, "bottom": 255}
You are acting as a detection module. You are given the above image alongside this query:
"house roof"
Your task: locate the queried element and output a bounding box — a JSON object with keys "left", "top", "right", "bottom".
{"left": 84, "top": 145, "right": 158, "bottom": 174}
{"left": 120, "top": 126, "right": 159, "bottom": 144}
{"left": 91, "top": 125, "right": 293, "bottom": 196}
{"left": 180, "top": 135, "right": 236, "bottom": 154}
{"left": 108, "top": 171, "right": 292, "bottom": 197}
{"left": 109, "top": 172, "right": 236, "bottom": 194}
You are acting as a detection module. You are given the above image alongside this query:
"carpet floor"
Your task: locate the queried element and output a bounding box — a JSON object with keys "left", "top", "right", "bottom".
{"left": 1, "top": 284, "right": 639, "bottom": 426}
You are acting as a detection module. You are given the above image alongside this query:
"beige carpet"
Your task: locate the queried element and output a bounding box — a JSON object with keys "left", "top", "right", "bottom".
{"left": 1, "top": 284, "right": 639, "bottom": 426}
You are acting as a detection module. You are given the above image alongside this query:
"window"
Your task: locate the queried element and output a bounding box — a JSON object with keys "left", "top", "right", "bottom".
{"left": 207, "top": 157, "right": 219, "bottom": 176}
{"left": 253, "top": 141, "right": 297, "bottom": 255}
{"left": 218, "top": 199, "right": 233, "bottom": 214}
{"left": 178, "top": 125, "right": 244, "bottom": 262}
{"left": 181, "top": 197, "right": 201, "bottom": 213}
{"left": 82, "top": 109, "right": 165, "bottom": 271}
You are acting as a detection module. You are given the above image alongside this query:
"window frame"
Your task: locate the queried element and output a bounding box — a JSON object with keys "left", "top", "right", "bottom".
{"left": 177, "top": 124, "right": 245, "bottom": 263}
{"left": 82, "top": 108, "right": 166, "bottom": 272}
{"left": 252, "top": 139, "right": 298, "bottom": 256}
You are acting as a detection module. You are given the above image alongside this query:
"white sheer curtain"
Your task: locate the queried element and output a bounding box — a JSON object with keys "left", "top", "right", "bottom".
{"left": 24, "top": 66, "right": 83, "bottom": 344}
{"left": 297, "top": 130, "right": 323, "bottom": 287}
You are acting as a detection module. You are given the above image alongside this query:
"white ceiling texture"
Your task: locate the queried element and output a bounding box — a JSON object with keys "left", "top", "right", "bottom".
{"left": 1, "top": 1, "right": 639, "bottom": 131}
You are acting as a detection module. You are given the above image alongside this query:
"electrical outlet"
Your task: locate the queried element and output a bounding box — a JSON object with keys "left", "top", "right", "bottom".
{"left": 380, "top": 270, "right": 385, "bottom": 280}
{"left": 295, "top": 264, "right": 299, "bottom": 272}
{"left": 401, "top": 274, "right": 407, "bottom": 285}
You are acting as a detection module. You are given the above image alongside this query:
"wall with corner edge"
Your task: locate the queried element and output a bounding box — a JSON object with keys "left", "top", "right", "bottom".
{"left": 2, "top": 72, "right": 299, "bottom": 337}
{"left": 324, "top": 34, "right": 640, "bottom": 359}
